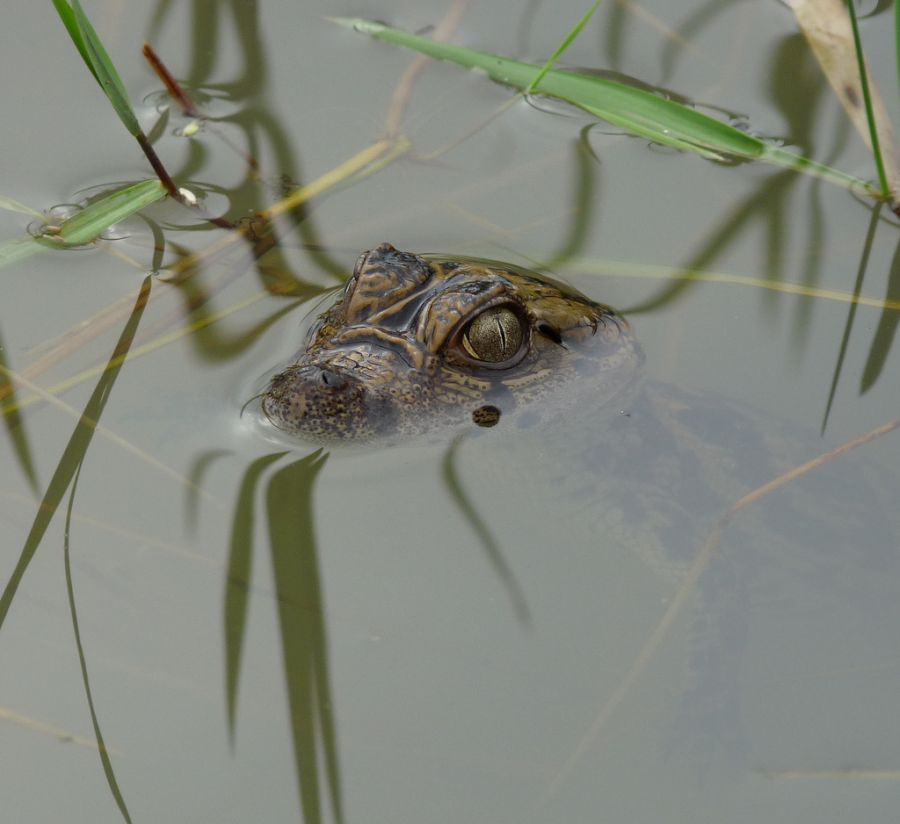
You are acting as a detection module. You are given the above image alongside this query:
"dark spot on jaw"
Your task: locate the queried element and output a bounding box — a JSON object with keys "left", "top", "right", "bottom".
{"left": 473, "top": 404, "right": 501, "bottom": 427}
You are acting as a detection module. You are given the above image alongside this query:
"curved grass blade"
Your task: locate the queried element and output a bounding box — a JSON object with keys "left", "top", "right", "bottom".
{"left": 442, "top": 436, "right": 531, "bottom": 624}
{"left": 54, "top": 179, "right": 166, "bottom": 247}
{"left": 332, "top": 18, "right": 873, "bottom": 191}
{"left": 860, "top": 230, "right": 900, "bottom": 392}
{"left": 52, "top": 2, "right": 182, "bottom": 199}
{"left": 224, "top": 451, "right": 286, "bottom": 743}
{"left": 68, "top": 0, "right": 140, "bottom": 136}
{"left": 822, "top": 203, "right": 881, "bottom": 433}
{"left": 0, "top": 276, "right": 151, "bottom": 632}
{"left": 64, "top": 465, "right": 133, "bottom": 824}
{"left": 266, "top": 452, "right": 343, "bottom": 824}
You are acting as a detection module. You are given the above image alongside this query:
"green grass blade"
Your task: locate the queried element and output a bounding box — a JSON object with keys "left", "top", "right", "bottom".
{"left": 846, "top": 0, "right": 889, "bottom": 197}
{"left": 0, "top": 237, "right": 42, "bottom": 268}
{"left": 0, "top": 276, "right": 152, "bottom": 633}
{"left": 763, "top": 144, "right": 876, "bottom": 189}
{"left": 896, "top": 0, "right": 900, "bottom": 120}
{"left": 332, "top": 18, "right": 873, "bottom": 190}
{"left": 0, "top": 181, "right": 164, "bottom": 268}
{"left": 69, "top": 0, "right": 141, "bottom": 136}
{"left": 0, "top": 196, "right": 43, "bottom": 219}
{"left": 527, "top": 0, "right": 604, "bottom": 95}
{"left": 50, "top": 0, "right": 98, "bottom": 84}
{"left": 56, "top": 179, "right": 166, "bottom": 246}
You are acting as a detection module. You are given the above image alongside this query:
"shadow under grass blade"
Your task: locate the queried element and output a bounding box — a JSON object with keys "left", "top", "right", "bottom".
{"left": 442, "top": 437, "right": 531, "bottom": 625}
{"left": 821, "top": 203, "right": 881, "bottom": 434}
{"left": 622, "top": 170, "right": 797, "bottom": 315}
{"left": 64, "top": 464, "right": 133, "bottom": 824}
{"left": 266, "top": 451, "right": 344, "bottom": 824}
{"left": 540, "top": 133, "right": 598, "bottom": 271}
{"left": 0, "top": 327, "right": 39, "bottom": 497}
{"left": 223, "top": 450, "right": 286, "bottom": 742}
{"left": 860, "top": 229, "right": 900, "bottom": 393}
{"left": 0, "top": 276, "right": 152, "bottom": 631}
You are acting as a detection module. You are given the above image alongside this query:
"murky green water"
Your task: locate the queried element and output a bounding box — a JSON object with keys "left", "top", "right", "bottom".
{"left": 2, "top": 2, "right": 900, "bottom": 822}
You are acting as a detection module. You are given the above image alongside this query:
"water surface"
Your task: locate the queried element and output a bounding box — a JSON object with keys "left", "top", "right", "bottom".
{"left": 2, "top": 2, "right": 900, "bottom": 822}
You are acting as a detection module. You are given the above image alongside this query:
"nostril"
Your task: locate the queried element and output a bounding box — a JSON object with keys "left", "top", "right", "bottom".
{"left": 319, "top": 368, "right": 346, "bottom": 389}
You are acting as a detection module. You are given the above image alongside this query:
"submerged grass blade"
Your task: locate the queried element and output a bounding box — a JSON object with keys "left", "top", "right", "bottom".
{"left": 332, "top": 18, "right": 873, "bottom": 190}
{"left": 0, "top": 238, "right": 42, "bottom": 269}
{"left": 266, "top": 452, "right": 343, "bottom": 824}
{"left": 224, "top": 452, "right": 286, "bottom": 742}
{"left": 822, "top": 203, "right": 881, "bottom": 433}
{"left": 0, "top": 196, "right": 42, "bottom": 219}
{"left": 64, "top": 466, "right": 134, "bottom": 824}
{"left": 55, "top": 180, "right": 166, "bottom": 247}
{"left": 442, "top": 437, "right": 531, "bottom": 624}
{"left": 0, "top": 181, "right": 165, "bottom": 269}
{"left": 860, "top": 231, "right": 900, "bottom": 392}
{"left": 0, "top": 328, "right": 40, "bottom": 496}
{"left": 0, "top": 276, "right": 151, "bottom": 632}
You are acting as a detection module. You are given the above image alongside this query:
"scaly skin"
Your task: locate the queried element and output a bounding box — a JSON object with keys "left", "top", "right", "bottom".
{"left": 262, "top": 243, "right": 641, "bottom": 442}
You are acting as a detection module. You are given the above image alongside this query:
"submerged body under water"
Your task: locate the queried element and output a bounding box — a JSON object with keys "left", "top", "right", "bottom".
{"left": 250, "top": 243, "right": 900, "bottom": 811}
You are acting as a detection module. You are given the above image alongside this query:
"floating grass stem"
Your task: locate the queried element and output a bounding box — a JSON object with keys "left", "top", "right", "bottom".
{"left": 526, "top": 0, "right": 604, "bottom": 96}
{"left": 51, "top": 1, "right": 199, "bottom": 209}
{"left": 52, "top": 180, "right": 167, "bottom": 247}
{"left": 332, "top": 18, "right": 874, "bottom": 193}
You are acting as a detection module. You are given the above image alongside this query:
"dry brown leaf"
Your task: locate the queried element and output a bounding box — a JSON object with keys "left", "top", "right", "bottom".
{"left": 787, "top": 0, "right": 900, "bottom": 194}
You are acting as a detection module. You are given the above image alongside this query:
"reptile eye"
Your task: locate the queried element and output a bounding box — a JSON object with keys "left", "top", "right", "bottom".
{"left": 461, "top": 305, "right": 525, "bottom": 364}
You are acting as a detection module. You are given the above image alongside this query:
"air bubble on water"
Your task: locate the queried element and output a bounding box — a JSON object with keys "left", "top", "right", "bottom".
{"left": 26, "top": 203, "right": 80, "bottom": 241}
{"left": 142, "top": 89, "right": 171, "bottom": 114}
{"left": 47, "top": 203, "right": 81, "bottom": 222}
{"left": 99, "top": 223, "right": 129, "bottom": 242}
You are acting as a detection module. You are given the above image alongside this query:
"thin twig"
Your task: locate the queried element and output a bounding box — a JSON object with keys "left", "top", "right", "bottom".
{"left": 384, "top": 0, "right": 471, "bottom": 136}
{"left": 543, "top": 412, "right": 900, "bottom": 800}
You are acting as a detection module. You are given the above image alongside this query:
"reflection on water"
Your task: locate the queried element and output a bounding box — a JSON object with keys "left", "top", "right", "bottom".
{"left": 2, "top": 1, "right": 900, "bottom": 822}
{"left": 221, "top": 449, "right": 343, "bottom": 824}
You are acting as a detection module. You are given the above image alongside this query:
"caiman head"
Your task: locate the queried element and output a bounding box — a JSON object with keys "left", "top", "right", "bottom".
{"left": 261, "top": 243, "right": 641, "bottom": 442}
